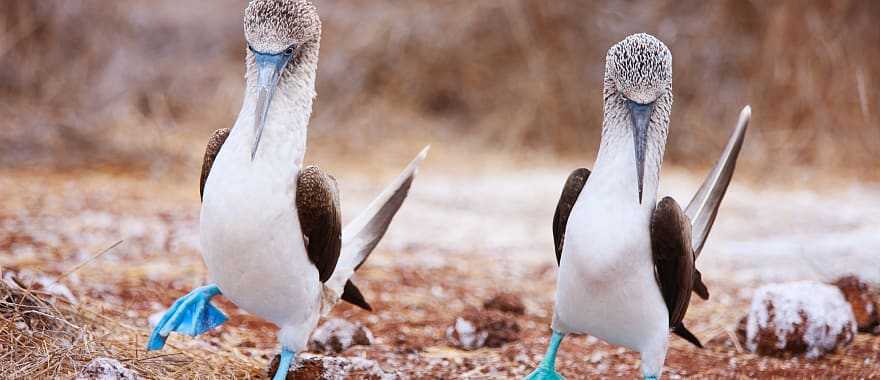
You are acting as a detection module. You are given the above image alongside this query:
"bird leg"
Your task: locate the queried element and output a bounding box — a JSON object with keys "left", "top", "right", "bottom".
{"left": 146, "top": 284, "right": 228, "bottom": 350}
{"left": 523, "top": 330, "right": 566, "bottom": 380}
{"left": 272, "top": 347, "right": 296, "bottom": 380}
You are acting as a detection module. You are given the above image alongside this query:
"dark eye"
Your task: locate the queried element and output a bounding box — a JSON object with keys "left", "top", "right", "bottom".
{"left": 284, "top": 47, "right": 295, "bottom": 56}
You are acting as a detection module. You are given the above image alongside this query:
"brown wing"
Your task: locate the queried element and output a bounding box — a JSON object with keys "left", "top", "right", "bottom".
{"left": 552, "top": 168, "right": 590, "bottom": 265}
{"left": 296, "top": 166, "right": 342, "bottom": 283}
{"left": 200, "top": 128, "right": 231, "bottom": 201}
{"left": 650, "top": 196, "right": 704, "bottom": 348}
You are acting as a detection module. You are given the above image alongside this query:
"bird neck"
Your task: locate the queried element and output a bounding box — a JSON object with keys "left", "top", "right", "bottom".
{"left": 590, "top": 109, "right": 667, "bottom": 208}
{"left": 238, "top": 47, "right": 319, "bottom": 169}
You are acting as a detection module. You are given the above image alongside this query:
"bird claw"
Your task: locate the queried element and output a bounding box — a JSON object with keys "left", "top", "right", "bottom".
{"left": 523, "top": 366, "right": 566, "bottom": 380}
{"left": 147, "top": 284, "right": 227, "bottom": 350}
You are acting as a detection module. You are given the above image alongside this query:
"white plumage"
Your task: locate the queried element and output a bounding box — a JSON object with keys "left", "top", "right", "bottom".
{"left": 527, "top": 34, "right": 749, "bottom": 380}
{"left": 200, "top": 66, "right": 319, "bottom": 349}
{"left": 553, "top": 125, "right": 669, "bottom": 376}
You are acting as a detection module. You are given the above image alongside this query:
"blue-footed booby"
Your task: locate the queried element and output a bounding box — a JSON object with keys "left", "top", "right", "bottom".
{"left": 524, "top": 33, "right": 750, "bottom": 380}
{"left": 145, "top": 1, "right": 429, "bottom": 379}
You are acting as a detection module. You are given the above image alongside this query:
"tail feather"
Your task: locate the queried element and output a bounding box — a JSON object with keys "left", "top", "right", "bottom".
{"left": 685, "top": 106, "right": 749, "bottom": 258}
{"left": 693, "top": 269, "right": 709, "bottom": 300}
{"left": 341, "top": 280, "right": 372, "bottom": 311}
{"left": 672, "top": 323, "right": 704, "bottom": 348}
{"left": 326, "top": 146, "right": 429, "bottom": 298}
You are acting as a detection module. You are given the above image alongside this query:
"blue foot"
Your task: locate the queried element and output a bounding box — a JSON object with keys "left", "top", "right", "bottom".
{"left": 146, "top": 284, "right": 228, "bottom": 350}
{"left": 524, "top": 366, "right": 565, "bottom": 380}
{"left": 644, "top": 377, "right": 658, "bottom": 380}
{"left": 523, "top": 330, "right": 566, "bottom": 380}
{"left": 272, "top": 348, "right": 296, "bottom": 380}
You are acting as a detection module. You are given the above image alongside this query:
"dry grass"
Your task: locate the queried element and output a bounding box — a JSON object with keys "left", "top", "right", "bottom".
{"left": 0, "top": 269, "right": 262, "bottom": 379}
{"left": 0, "top": 1, "right": 878, "bottom": 178}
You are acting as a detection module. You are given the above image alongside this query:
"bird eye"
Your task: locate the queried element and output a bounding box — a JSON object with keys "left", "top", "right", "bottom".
{"left": 284, "top": 47, "right": 295, "bottom": 56}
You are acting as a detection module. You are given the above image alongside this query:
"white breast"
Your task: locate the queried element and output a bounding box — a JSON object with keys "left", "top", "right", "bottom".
{"left": 552, "top": 139, "right": 668, "bottom": 352}
{"left": 199, "top": 125, "right": 320, "bottom": 332}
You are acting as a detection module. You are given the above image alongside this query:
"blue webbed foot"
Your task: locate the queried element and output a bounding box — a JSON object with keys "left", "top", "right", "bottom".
{"left": 524, "top": 366, "right": 566, "bottom": 380}
{"left": 523, "top": 330, "right": 566, "bottom": 380}
{"left": 147, "top": 284, "right": 227, "bottom": 350}
{"left": 272, "top": 348, "right": 296, "bottom": 380}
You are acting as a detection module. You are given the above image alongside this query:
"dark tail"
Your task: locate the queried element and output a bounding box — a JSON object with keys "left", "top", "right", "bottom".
{"left": 341, "top": 280, "right": 372, "bottom": 311}
{"left": 672, "top": 323, "right": 704, "bottom": 348}
{"left": 693, "top": 269, "right": 710, "bottom": 300}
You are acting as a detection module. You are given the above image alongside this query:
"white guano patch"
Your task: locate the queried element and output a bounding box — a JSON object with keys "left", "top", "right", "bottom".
{"left": 745, "top": 281, "right": 857, "bottom": 358}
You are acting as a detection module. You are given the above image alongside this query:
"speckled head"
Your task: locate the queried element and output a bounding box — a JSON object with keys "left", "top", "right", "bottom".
{"left": 602, "top": 33, "right": 673, "bottom": 204}
{"left": 244, "top": 0, "right": 321, "bottom": 54}
{"left": 605, "top": 33, "right": 672, "bottom": 105}
{"left": 243, "top": 0, "right": 321, "bottom": 161}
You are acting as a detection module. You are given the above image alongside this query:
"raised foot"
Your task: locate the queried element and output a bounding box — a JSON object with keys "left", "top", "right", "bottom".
{"left": 147, "top": 284, "right": 228, "bottom": 350}
{"left": 524, "top": 366, "right": 565, "bottom": 380}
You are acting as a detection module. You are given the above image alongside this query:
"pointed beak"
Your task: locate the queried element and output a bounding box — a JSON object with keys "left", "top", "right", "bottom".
{"left": 626, "top": 100, "right": 655, "bottom": 204}
{"left": 250, "top": 47, "right": 294, "bottom": 160}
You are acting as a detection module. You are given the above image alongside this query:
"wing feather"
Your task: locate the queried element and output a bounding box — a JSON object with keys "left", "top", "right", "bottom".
{"left": 296, "top": 166, "right": 342, "bottom": 283}
{"left": 651, "top": 196, "right": 703, "bottom": 348}
{"left": 552, "top": 168, "right": 591, "bottom": 265}
{"left": 325, "top": 147, "right": 429, "bottom": 310}
{"left": 199, "top": 128, "right": 231, "bottom": 201}
{"left": 686, "top": 106, "right": 750, "bottom": 257}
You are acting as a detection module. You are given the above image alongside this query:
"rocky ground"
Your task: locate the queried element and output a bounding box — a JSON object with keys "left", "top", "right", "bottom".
{"left": 1, "top": 158, "right": 879, "bottom": 379}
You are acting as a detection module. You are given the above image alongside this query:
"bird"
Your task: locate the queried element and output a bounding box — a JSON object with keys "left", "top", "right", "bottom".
{"left": 145, "top": 1, "right": 429, "bottom": 379}
{"left": 524, "top": 33, "right": 750, "bottom": 380}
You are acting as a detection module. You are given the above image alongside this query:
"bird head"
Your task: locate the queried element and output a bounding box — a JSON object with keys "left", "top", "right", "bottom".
{"left": 604, "top": 33, "right": 673, "bottom": 204}
{"left": 243, "top": 0, "right": 321, "bottom": 160}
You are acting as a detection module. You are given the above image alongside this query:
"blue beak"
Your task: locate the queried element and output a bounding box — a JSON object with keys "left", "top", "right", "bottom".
{"left": 250, "top": 46, "right": 294, "bottom": 160}
{"left": 626, "top": 100, "right": 654, "bottom": 204}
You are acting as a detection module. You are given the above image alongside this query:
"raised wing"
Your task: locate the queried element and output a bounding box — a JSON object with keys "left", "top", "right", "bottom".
{"left": 651, "top": 196, "right": 703, "bottom": 348}
{"left": 335, "top": 146, "right": 428, "bottom": 273}
{"left": 552, "top": 168, "right": 591, "bottom": 265}
{"left": 199, "top": 128, "right": 231, "bottom": 201}
{"left": 686, "top": 106, "right": 750, "bottom": 257}
{"left": 325, "top": 146, "right": 429, "bottom": 310}
{"left": 296, "top": 166, "right": 342, "bottom": 283}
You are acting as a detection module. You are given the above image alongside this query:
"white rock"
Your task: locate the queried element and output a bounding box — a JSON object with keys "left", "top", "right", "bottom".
{"left": 446, "top": 317, "right": 487, "bottom": 350}
{"left": 308, "top": 318, "right": 373, "bottom": 354}
{"left": 274, "top": 353, "right": 398, "bottom": 380}
{"left": 76, "top": 358, "right": 138, "bottom": 380}
{"left": 743, "top": 281, "right": 857, "bottom": 358}
{"left": 445, "top": 309, "right": 520, "bottom": 350}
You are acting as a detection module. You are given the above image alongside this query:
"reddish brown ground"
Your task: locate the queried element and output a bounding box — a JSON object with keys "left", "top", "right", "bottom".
{"left": 1, "top": 168, "right": 878, "bottom": 379}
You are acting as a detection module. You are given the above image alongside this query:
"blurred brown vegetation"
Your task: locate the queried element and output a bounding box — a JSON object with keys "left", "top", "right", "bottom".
{"left": 1, "top": 1, "right": 878, "bottom": 178}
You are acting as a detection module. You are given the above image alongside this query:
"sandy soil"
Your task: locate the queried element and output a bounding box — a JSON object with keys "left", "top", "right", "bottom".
{"left": 1, "top": 160, "right": 878, "bottom": 379}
